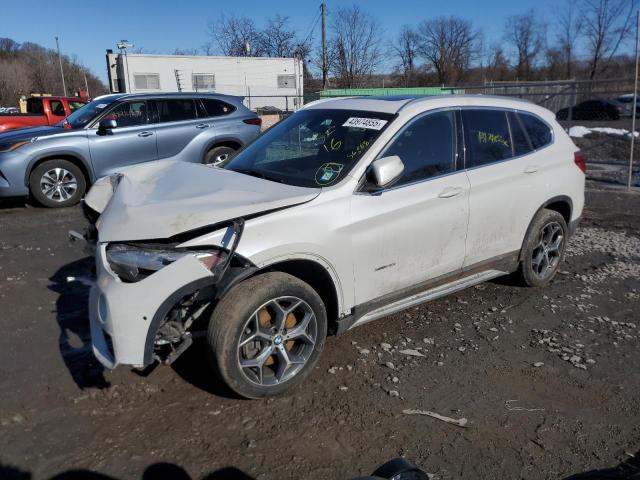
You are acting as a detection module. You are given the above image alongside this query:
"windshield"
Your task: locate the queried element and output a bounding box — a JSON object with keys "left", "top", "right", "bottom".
{"left": 63, "top": 98, "right": 116, "bottom": 129}
{"left": 223, "top": 108, "right": 394, "bottom": 188}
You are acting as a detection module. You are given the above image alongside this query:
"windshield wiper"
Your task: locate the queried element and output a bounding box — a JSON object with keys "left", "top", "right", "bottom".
{"left": 233, "top": 168, "right": 283, "bottom": 184}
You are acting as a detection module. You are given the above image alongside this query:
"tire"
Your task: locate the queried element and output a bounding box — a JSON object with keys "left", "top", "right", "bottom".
{"left": 203, "top": 145, "right": 236, "bottom": 166}
{"left": 518, "top": 209, "right": 568, "bottom": 287}
{"left": 29, "top": 159, "right": 86, "bottom": 208}
{"left": 206, "top": 272, "right": 327, "bottom": 399}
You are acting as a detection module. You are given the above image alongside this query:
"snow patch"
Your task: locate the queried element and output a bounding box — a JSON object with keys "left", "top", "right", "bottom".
{"left": 569, "top": 125, "right": 639, "bottom": 138}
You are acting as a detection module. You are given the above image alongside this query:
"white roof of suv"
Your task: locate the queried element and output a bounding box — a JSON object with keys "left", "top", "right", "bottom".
{"left": 304, "top": 94, "right": 537, "bottom": 114}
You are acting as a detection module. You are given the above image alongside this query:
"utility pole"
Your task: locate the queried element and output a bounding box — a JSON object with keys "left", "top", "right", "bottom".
{"left": 629, "top": 10, "right": 639, "bottom": 191}
{"left": 55, "top": 36, "right": 67, "bottom": 97}
{"left": 83, "top": 70, "right": 90, "bottom": 98}
{"left": 321, "top": 2, "right": 327, "bottom": 90}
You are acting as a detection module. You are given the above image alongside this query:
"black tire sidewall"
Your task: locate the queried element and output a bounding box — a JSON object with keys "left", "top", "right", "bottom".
{"left": 520, "top": 209, "right": 568, "bottom": 287}
{"left": 207, "top": 272, "right": 328, "bottom": 399}
{"left": 203, "top": 146, "right": 235, "bottom": 165}
{"left": 29, "top": 159, "right": 86, "bottom": 208}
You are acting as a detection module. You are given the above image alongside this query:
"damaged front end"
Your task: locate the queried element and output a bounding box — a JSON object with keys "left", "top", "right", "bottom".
{"left": 86, "top": 217, "right": 255, "bottom": 371}
{"left": 134, "top": 219, "right": 255, "bottom": 368}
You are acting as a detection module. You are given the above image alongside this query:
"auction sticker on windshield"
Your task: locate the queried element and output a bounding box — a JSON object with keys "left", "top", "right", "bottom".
{"left": 342, "top": 117, "right": 388, "bottom": 130}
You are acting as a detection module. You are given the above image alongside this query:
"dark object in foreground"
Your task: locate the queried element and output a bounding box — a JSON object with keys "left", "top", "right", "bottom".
{"left": 350, "top": 458, "right": 430, "bottom": 480}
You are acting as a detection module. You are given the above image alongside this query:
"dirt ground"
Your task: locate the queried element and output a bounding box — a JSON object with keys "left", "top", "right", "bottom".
{"left": 1, "top": 182, "right": 639, "bottom": 479}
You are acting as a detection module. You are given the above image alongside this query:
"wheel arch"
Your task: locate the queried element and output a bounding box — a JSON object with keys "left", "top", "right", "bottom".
{"left": 250, "top": 257, "right": 343, "bottom": 333}
{"left": 519, "top": 195, "right": 573, "bottom": 261}
{"left": 26, "top": 153, "right": 93, "bottom": 187}
{"left": 202, "top": 137, "right": 243, "bottom": 162}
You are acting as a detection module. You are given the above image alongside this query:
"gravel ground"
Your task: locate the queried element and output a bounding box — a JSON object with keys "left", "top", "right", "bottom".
{"left": 0, "top": 187, "right": 639, "bottom": 480}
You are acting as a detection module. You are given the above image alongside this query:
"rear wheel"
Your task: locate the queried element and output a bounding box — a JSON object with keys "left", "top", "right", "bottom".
{"left": 518, "top": 209, "right": 567, "bottom": 287}
{"left": 29, "top": 159, "right": 86, "bottom": 208}
{"left": 206, "top": 272, "right": 327, "bottom": 399}
{"left": 203, "top": 145, "right": 237, "bottom": 166}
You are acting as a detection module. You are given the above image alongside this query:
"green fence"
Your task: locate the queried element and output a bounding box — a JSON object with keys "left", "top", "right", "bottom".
{"left": 319, "top": 86, "right": 465, "bottom": 97}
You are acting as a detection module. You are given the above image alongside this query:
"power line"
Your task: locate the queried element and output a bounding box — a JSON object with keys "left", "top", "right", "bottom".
{"left": 301, "top": 6, "right": 322, "bottom": 47}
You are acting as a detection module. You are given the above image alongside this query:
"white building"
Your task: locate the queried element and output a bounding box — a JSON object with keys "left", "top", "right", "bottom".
{"left": 105, "top": 52, "right": 304, "bottom": 111}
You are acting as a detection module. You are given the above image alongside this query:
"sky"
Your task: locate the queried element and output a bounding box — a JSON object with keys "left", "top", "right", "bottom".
{"left": 0, "top": 0, "right": 633, "bottom": 84}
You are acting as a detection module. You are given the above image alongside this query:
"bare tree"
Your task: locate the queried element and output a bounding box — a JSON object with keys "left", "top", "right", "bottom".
{"left": 582, "top": 0, "right": 636, "bottom": 79}
{"left": 392, "top": 25, "right": 419, "bottom": 86}
{"left": 484, "top": 45, "right": 512, "bottom": 82}
{"left": 207, "top": 14, "right": 262, "bottom": 56}
{"left": 504, "top": 11, "right": 546, "bottom": 80}
{"left": 328, "top": 5, "right": 383, "bottom": 88}
{"left": 259, "top": 15, "right": 298, "bottom": 57}
{"left": 0, "top": 38, "right": 106, "bottom": 105}
{"left": 416, "top": 16, "right": 479, "bottom": 85}
{"left": 557, "top": 0, "right": 583, "bottom": 78}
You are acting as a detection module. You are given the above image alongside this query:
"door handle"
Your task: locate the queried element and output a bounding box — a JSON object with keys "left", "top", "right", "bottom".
{"left": 195, "top": 123, "right": 209, "bottom": 129}
{"left": 524, "top": 166, "right": 539, "bottom": 174}
{"left": 138, "top": 131, "right": 153, "bottom": 137}
{"left": 438, "top": 186, "right": 463, "bottom": 198}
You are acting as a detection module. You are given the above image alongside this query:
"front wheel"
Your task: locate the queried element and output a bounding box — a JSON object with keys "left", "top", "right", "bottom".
{"left": 206, "top": 272, "right": 327, "bottom": 399}
{"left": 29, "top": 159, "right": 86, "bottom": 208}
{"left": 518, "top": 209, "right": 568, "bottom": 287}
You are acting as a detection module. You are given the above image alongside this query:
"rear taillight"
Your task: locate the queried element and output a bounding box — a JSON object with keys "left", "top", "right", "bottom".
{"left": 243, "top": 117, "right": 262, "bottom": 126}
{"left": 574, "top": 151, "right": 587, "bottom": 173}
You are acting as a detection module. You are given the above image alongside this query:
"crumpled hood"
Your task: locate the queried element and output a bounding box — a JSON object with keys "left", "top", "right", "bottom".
{"left": 95, "top": 160, "right": 320, "bottom": 242}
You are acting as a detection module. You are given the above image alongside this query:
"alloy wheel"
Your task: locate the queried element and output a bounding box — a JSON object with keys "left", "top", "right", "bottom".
{"left": 237, "top": 296, "right": 318, "bottom": 386}
{"left": 213, "top": 153, "right": 229, "bottom": 165}
{"left": 531, "top": 221, "right": 564, "bottom": 279}
{"left": 39, "top": 168, "right": 78, "bottom": 202}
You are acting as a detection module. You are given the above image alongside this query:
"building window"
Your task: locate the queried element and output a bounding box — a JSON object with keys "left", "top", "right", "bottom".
{"left": 133, "top": 73, "right": 160, "bottom": 90}
{"left": 277, "top": 74, "right": 296, "bottom": 89}
{"left": 192, "top": 73, "right": 215, "bottom": 91}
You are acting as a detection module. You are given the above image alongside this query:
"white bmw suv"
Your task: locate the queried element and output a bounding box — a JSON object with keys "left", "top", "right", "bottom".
{"left": 83, "top": 95, "right": 585, "bottom": 398}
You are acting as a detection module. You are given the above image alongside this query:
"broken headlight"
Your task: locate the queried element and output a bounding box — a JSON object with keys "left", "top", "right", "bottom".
{"left": 106, "top": 243, "right": 225, "bottom": 282}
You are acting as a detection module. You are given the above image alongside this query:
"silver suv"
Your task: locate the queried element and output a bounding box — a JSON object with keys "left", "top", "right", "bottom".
{"left": 0, "top": 93, "right": 260, "bottom": 207}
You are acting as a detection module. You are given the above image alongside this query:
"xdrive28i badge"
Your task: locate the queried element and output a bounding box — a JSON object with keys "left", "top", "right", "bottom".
{"left": 315, "top": 163, "right": 344, "bottom": 185}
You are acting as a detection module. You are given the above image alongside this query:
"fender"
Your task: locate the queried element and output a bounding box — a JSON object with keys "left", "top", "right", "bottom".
{"left": 256, "top": 252, "right": 347, "bottom": 317}
{"left": 24, "top": 149, "right": 94, "bottom": 186}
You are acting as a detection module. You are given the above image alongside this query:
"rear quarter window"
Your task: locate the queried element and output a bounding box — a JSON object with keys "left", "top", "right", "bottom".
{"left": 201, "top": 98, "right": 236, "bottom": 117}
{"left": 518, "top": 113, "right": 552, "bottom": 149}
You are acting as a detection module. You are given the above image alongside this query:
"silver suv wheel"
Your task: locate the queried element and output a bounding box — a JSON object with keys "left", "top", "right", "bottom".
{"left": 40, "top": 167, "right": 78, "bottom": 202}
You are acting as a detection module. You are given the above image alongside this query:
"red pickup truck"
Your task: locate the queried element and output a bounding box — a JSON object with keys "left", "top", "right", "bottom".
{"left": 0, "top": 96, "right": 88, "bottom": 132}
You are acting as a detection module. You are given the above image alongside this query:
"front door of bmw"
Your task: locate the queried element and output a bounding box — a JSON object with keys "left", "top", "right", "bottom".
{"left": 351, "top": 110, "right": 470, "bottom": 305}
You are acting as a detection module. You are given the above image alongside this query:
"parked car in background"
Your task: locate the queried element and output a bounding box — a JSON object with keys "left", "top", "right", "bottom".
{"left": 614, "top": 94, "right": 640, "bottom": 117}
{"left": 556, "top": 99, "right": 624, "bottom": 120}
{"left": 0, "top": 93, "right": 261, "bottom": 207}
{"left": 0, "top": 107, "right": 20, "bottom": 114}
{"left": 82, "top": 95, "right": 585, "bottom": 399}
{"left": 0, "top": 96, "right": 87, "bottom": 132}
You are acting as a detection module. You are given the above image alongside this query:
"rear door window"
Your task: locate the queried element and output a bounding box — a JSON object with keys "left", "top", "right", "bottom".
{"left": 381, "top": 110, "right": 457, "bottom": 186}
{"left": 517, "top": 113, "right": 552, "bottom": 149}
{"left": 462, "top": 110, "right": 512, "bottom": 167}
{"left": 200, "top": 98, "right": 236, "bottom": 117}
{"left": 156, "top": 99, "right": 198, "bottom": 123}
{"left": 508, "top": 112, "right": 532, "bottom": 156}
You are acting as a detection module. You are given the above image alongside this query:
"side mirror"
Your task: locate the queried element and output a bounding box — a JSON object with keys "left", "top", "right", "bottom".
{"left": 369, "top": 155, "right": 405, "bottom": 189}
{"left": 98, "top": 118, "right": 117, "bottom": 134}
